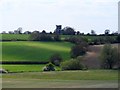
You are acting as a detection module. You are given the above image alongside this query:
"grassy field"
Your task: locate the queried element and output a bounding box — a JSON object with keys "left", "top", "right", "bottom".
{"left": 2, "top": 65, "right": 60, "bottom": 72}
{"left": 2, "top": 65, "right": 45, "bottom": 72}
{"left": 2, "top": 41, "right": 73, "bottom": 62}
{"left": 2, "top": 70, "right": 118, "bottom": 88}
{"left": 0, "top": 34, "right": 29, "bottom": 41}
{"left": 2, "top": 70, "right": 118, "bottom": 80}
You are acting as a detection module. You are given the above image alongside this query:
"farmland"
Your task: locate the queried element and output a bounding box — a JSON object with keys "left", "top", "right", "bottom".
{"left": 2, "top": 41, "right": 73, "bottom": 62}
{"left": 2, "top": 65, "right": 61, "bottom": 72}
{"left": 0, "top": 34, "right": 29, "bottom": 41}
{"left": 1, "top": 34, "right": 119, "bottom": 88}
{"left": 2, "top": 70, "right": 118, "bottom": 88}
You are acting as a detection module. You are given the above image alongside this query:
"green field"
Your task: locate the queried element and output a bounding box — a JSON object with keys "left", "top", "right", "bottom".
{"left": 2, "top": 70, "right": 118, "bottom": 80}
{"left": 2, "top": 41, "right": 73, "bottom": 62}
{"left": 2, "top": 65, "right": 60, "bottom": 72}
{"left": 2, "top": 65, "right": 45, "bottom": 72}
{"left": 2, "top": 70, "right": 118, "bottom": 88}
{"left": 1, "top": 34, "right": 119, "bottom": 88}
{"left": 0, "top": 34, "right": 29, "bottom": 41}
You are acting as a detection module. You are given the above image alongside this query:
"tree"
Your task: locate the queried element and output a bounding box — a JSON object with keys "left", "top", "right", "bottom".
{"left": 62, "top": 27, "right": 75, "bottom": 35}
{"left": 100, "top": 44, "right": 118, "bottom": 69}
{"left": 24, "top": 31, "right": 31, "bottom": 34}
{"left": 29, "top": 32, "right": 40, "bottom": 41}
{"left": 41, "top": 30, "right": 46, "bottom": 34}
{"left": 39, "top": 34, "right": 53, "bottom": 41}
{"left": 105, "top": 29, "right": 110, "bottom": 35}
{"left": 91, "top": 30, "right": 96, "bottom": 35}
{"left": 50, "top": 53, "right": 62, "bottom": 66}
{"left": 76, "top": 31, "right": 80, "bottom": 35}
{"left": 116, "top": 34, "right": 120, "bottom": 43}
{"left": 49, "top": 32, "right": 52, "bottom": 34}
{"left": 53, "top": 34, "right": 61, "bottom": 41}
{"left": 17, "top": 27, "right": 22, "bottom": 34}
{"left": 71, "top": 44, "right": 87, "bottom": 58}
{"left": 32, "top": 31, "right": 40, "bottom": 34}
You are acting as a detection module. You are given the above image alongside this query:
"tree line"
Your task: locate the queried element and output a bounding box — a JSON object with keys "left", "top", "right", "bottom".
{"left": 1, "top": 26, "right": 119, "bottom": 36}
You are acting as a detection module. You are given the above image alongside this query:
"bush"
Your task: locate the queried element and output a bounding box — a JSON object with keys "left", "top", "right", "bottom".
{"left": 61, "top": 58, "right": 85, "bottom": 70}
{"left": 71, "top": 44, "right": 87, "bottom": 58}
{"left": 42, "top": 63, "right": 55, "bottom": 71}
{"left": 50, "top": 53, "right": 62, "bottom": 66}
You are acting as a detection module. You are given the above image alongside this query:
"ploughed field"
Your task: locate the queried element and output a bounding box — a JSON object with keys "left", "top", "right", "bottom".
{"left": 1, "top": 41, "right": 73, "bottom": 62}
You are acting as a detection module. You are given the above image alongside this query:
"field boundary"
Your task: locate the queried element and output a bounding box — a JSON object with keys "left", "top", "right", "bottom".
{"left": 1, "top": 61, "right": 49, "bottom": 64}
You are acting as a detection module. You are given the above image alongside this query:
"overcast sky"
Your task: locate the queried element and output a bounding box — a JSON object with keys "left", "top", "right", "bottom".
{"left": 0, "top": 0, "right": 119, "bottom": 34}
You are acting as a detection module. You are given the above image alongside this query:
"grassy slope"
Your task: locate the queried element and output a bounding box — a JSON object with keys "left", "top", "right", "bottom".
{"left": 2, "top": 41, "right": 73, "bottom": 62}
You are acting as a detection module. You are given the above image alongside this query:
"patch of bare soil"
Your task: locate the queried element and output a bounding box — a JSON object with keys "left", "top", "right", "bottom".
{"left": 81, "top": 45, "right": 104, "bottom": 69}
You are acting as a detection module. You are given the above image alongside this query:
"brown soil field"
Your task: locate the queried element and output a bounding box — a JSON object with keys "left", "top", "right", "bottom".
{"left": 81, "top": 44, "right": 119, "bottom": 69}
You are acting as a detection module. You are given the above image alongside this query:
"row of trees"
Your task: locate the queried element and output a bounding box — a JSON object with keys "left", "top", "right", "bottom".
{"left": 29, "top": 32, "right": 60, "bottom": 41}
{"left": 1, "top": 27, "right": 119, "bottom": 35}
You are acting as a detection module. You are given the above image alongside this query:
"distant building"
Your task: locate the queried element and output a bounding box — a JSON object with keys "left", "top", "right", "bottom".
{"left": 55, "top": 25, "right": 62, "bottom": 34}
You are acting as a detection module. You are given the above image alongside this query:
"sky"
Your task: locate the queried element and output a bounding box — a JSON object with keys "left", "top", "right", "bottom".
{"left": 0, "top": 0, "right": 119, "bottom": 34}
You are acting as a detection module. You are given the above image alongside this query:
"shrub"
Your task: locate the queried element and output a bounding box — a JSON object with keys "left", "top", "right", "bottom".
{"left": 50, "top": 53, "right": 62, "bottom": 66}
{"left": 61, "top": 58, "right": 85, "bottom": 70}
{"left": 71, "top": 44, "right": 87, "bottom": 58}
{"left": 42, "top": 63, "right": 55, "bottom": 71}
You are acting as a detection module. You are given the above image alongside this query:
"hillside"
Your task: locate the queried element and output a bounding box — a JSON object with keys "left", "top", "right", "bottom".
{"left": 2, "top": 41, "right": 73, "bottom": 62}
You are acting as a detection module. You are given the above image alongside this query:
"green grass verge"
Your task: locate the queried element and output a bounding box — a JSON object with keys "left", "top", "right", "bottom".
{"left": 2, "top": 70, "right": 118, "bottom": 80}
{"left": 1, "top": 41, "right": 73, "bottom": 62}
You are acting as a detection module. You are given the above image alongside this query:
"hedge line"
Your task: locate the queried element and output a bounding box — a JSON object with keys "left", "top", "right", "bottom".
{"left": 0, "top": 61, "right": 49, "bottom": 64}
